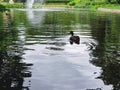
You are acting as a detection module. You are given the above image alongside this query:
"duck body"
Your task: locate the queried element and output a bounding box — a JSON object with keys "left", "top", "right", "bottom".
{"left": 69, "top": 31, "right": 80, "bottom": 45}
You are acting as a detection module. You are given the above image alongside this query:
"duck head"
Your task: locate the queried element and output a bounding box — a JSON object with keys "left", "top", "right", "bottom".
{"left": 70, "top": 31, "right": 74, "bottom": 36}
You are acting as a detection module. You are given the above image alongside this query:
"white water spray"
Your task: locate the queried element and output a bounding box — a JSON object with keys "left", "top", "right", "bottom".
{"left": 26, "top": 0, "right": 45, "bottom": 27}
{"left": 26, "top": 0, "right": 44, "bottom": 8}
{"left": 26, "top": 0, "right": 34, "bottom": 8}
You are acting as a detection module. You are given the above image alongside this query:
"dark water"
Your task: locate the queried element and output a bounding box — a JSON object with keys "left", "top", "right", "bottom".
{"left": 0, "top": 8, "right": 120, "bottom": 90}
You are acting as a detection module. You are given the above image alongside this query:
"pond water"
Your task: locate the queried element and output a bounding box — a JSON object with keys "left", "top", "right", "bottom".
{"left": 0, "top": 8, "right": 120, "bottom": 90}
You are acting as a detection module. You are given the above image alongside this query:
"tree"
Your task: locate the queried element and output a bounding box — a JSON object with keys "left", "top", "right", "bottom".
{"left": 0, "top": 0, "right": 3, "bottom": 2}
{"left": 116, "top": 0, "right": 120, "bottom": 3}
{"left": 106, "top": 0, "right": 112, "bottom": 3}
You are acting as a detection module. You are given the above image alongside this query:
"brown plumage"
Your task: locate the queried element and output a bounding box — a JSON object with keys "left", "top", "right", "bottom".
{"left": 69, "top": 31, "right": 80, "bottom": 45}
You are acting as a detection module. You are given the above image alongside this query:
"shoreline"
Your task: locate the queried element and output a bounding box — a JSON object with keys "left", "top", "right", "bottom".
{"left": 98, "top": 7, "right": 120, "bottom": 13}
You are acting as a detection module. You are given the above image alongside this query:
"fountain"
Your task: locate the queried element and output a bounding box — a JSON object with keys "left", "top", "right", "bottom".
{"left": 26, "top": 0, "right": 44, "bottom": 8}
{"left": 25, "top": 0, "right": 64, "bottom": 27}
{"left": 26, "top": 0, "right": 45, "bottom": 26}
{"left": 26, "top": 0, "right": 64, "bottom": 11}
{"left": 26, "top": 0, "right": 34, "bottom": 8}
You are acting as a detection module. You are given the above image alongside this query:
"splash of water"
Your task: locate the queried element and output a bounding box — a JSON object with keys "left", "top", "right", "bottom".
{"left": 26, "top": 0, "right": 44, "bottom": 8}
{"left": 26, "top": 0, "right": 45, "bottom": 26}
{"left": 26, "top": 0, "right": 34, "bottom": 8}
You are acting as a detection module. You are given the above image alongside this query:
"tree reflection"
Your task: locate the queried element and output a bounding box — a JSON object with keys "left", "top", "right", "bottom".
{"left": 0, "top": 11, "right": 32, "bottom": 90}
{"left": 89, "top": 13, "right": 120, "bottom": 90}
{"left": 0, "top": 52, "right": 32, "bottom": 90}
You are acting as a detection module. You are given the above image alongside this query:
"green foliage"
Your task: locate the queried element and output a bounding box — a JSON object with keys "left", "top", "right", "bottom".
{"left": 0, "top": 4, "right": 8, "bottom": 12}
{"left": 45, "top": 0, "right": 70, "bottom": 3}
{"left": 0, "top": 3, "right": 25, "bottom": 12}
{"left": 68, "top": 0, "right": 120, "bottom": 8}
{"left": 116, "top": 0, "right": 120, "bottom": 3}
{"left": 4, "top": 4, "right": 26, "bottom": 8}
{"left": 68, "top": 1, "right": 76, "bottom": 6}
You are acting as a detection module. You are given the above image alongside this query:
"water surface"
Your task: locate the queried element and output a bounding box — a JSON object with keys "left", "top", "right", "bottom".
{"left": 0, "top": 8, "right": 120, "bottom": 90}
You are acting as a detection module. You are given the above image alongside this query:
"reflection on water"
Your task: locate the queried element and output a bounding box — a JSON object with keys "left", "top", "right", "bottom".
{"left": 26, "top": 9, "right": 45, "bottom": 26}
{"left": 89, "top": 12, "right": 120, "bottom": 89}
{"left": 0, "top": 10, "right": 32, "bottom": 90}
{"left": 0, "top": 9, "right": 120, "bottom": 90}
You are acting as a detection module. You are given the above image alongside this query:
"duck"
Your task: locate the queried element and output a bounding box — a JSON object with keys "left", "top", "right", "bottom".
{"left": 69, "top": 31, "right": 80, "bottom": 45}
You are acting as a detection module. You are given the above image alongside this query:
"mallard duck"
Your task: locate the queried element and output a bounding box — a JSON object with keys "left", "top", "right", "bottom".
{"left": 69, "top": 31, "right": 80, "bottom": 45}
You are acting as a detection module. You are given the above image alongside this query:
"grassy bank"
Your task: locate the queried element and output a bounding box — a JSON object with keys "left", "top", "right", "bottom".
{"left": 88, "top": 4, "right": 120, "bottom": 10}
{"left": 0, "top": 3, "right": 67, "bottom": 9}
{"left": 43, "top": 3, "right": 67, "bottom": 8}
{"left": 68, "top": 0, "right": 120, "bottom": 10}
{"left": 1, "top": 1, "right": 120, "bottom": 12}
{"left": 3, "top": 3, "right": 25, "bottom": 8}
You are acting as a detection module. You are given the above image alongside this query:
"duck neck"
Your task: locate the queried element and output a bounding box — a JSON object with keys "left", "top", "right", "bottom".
{"left": 71, "top": 33, "right": 74, "bottom": 36}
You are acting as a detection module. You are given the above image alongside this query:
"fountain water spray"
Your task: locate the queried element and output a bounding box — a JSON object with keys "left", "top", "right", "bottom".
{"left": 26, "top": 0, "right": 45, "bottom": 27}
{"left": 26, "top": 0, "right": 44, "bottom": 8}
{"left": 26, "top": 0, "right": 34, "bottom": 8}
